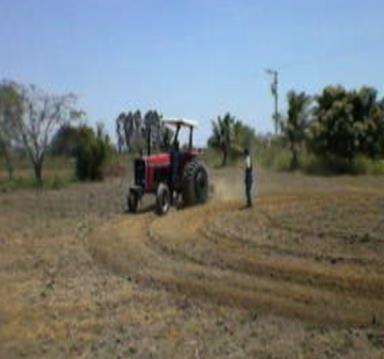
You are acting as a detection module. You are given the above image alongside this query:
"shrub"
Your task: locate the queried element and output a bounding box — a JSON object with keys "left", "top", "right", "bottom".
{"left": 352, "top": 156, "right": 384, "bottom": 175}
{"left": 75, "top": 125, "right": 112, "bottom": 181}
{"left": 272, "top": 150, "right": 292, "bottom": 171}
{"left": 254, "top": 137, "right": 290, "bottom": 170}
{"left": 50, "top": 125, "right": 81, "bottom": 157}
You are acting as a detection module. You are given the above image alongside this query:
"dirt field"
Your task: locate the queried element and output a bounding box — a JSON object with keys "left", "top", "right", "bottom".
{"left": 1, "top": 167, "right": 384, "bottom": 358}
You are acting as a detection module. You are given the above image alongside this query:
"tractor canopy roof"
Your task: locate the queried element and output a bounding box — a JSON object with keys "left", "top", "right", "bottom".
{"left": 163, "top": 118, "right": 198, "bottom": 128}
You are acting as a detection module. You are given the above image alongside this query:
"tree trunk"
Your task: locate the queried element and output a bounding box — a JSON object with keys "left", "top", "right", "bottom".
{"left": 32, "top": 158, "right": 44, "bottom": 184}
{"left": 290, "top": 143, "right": 299, "bottom": 170}
{"left": 3, "top": 150, "right": 14, "bottom": 180}
{"left": 0, "top": 142, "right": 13, "bottom": 180}
{"left": 4, "top": 152, "right": 14, "bottom": 180}
{"left": 222, "top": 146, "right": 228, "bottom": 167}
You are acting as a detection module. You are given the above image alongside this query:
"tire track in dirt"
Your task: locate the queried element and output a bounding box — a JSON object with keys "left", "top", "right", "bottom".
{"left": 150, "top": 195, "right": 384, "bottom": 298}
{"left": 153, "top": 224, "right": 384, "bottom": 301}
{"left": 88, "top": 193, "right": 384, "bottom": 329}
{"left": 203, "top": 223, "right": 384, "bottom": 268}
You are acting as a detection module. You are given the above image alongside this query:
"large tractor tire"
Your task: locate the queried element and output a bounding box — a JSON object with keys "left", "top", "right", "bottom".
{"left": 156, "top": 183, "right": 171, "bottom": 215}
{"left": 182, "top": 159, "right": 209, "bottom": 206}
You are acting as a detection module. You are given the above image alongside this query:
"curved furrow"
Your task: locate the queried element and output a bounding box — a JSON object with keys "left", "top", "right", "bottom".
{"left": 149, "top": 199, "right": 384, "bottom": 300}
{"left": 88, "top": 194, "right": 384, "bottom": 328}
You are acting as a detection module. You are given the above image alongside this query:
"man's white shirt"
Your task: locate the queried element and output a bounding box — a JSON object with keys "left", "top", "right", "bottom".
{"left": 245, "top": 155, "right": 251, "bottom": 169}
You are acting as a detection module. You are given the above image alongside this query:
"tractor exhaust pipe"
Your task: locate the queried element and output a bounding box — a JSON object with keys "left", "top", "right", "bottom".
{"left": 147, "top": 127, "right": 151, "bottom": 155}
{"left": 189, "top": 127, "right": 193, "bottom": 150}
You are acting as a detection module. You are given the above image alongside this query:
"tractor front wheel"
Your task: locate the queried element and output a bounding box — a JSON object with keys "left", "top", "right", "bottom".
{"left": 127, "top": 192, "right": 139, "bottom": 213}
{"left": 156, "top": 183, "right": 171, "bottom": 215}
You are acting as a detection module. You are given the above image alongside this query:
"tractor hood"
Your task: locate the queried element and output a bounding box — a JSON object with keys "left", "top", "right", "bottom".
{"left": 143, "top": 153, "right": 170, "bottom": 166}
{"left": 143, "top": 149, "right": 200, "bottom": 166}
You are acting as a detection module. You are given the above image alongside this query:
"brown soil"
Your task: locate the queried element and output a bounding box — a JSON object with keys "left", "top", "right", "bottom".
{"left": 1, "top": 168, "right": 384, "bottom": 358}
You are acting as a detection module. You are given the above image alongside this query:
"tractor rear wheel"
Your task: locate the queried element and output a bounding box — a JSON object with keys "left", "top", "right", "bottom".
{"left": 156, "top": 183, "right": 171, "bottom": 215}
{"left": 182, "top": 160, "right": 209, "bottom": 206}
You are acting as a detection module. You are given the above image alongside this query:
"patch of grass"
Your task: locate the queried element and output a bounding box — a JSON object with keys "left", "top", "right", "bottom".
{"left": 271, "top": 150, "right": 291, "bottom": 171}
{"left": 0, "top": 175, "right": 72, "bottom": 193}
{"left": 352, "top": 156, "right": 384, "bottom": 175}
{"left": 302, "top": 154, "right": 384, "bottom": 176}
{"left": 102, "top": 153, "right": 130, "bottom": 178}
{"left": 255, "top": 145, "right": 292, "bottom": 172}
{"left": 254, "top": 145, "right": 384, "bottom": 176}
{"left": 44, "top": 174, "right": 72, "bottom": 190}
{"left": 0, "top": 177, "right": 37, "bottom": 192}
{"left": 202, "top": 148, "right": 250, "bottom": 168}
{"left": 0, "top": 155, "right": 74, "bottom": 172}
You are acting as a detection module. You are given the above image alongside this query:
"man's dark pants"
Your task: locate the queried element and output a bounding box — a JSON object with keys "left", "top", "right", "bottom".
{"left": 245, "top": 171, "right": 253, "bottom": 207}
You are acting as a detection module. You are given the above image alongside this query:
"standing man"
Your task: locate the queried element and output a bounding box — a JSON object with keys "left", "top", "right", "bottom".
{"left": 244, "top": 148, "right": 253, "bottom": 207}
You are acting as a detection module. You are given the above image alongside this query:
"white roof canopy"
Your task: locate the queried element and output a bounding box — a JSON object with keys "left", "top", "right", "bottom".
{"left": 163, "top": 117, "right": 198, "bottom": 128}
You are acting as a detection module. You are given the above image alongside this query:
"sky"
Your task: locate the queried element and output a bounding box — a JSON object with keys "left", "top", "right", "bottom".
{"left": 1, "top": 0, "right": 383, "bottom": 145}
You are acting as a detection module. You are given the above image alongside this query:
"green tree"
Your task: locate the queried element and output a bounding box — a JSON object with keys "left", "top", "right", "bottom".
{"left": 281, "top": 90, "right": 311, "bottom": 169}
{"left": 351, "top": 87, "right": 384, "bottom": 159}
{"left": 116, "top": 109, "right": 170, "bottom": 153}
{"left": 116, "top": 112, "right": 125, "bottom": 153}
{"left": 144, "top": 110, "right": 162, "bottom": 150}
{"left": 208, "top": 113, "right": 235, "bottom": 166}
{"left": 309, "top": 86, "right": 356, "bottom": 162}
{"left": 208, "top": 113, "right": 256, "bottom": 166}
{"left": 363, "top": 103, "right": 384, "bottom": 159}
{"left": 232, "top": 120, "right": 256, "bottom": 154}
{"left": 309, "top": 85, "right": 384, "bottom": 163}
{"left": 50, "top": 124, "right": 81, "bottom": 157}
{"left": 160, "top": 125, "right": 173, "bottom": 151}
{"left": 0, "top": 81, "right": 23, "bottom": 179}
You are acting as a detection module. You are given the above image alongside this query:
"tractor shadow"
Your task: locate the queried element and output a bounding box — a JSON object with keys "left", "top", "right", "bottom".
{"left": 125, "top": 202, "right": 157, "bottom": 215}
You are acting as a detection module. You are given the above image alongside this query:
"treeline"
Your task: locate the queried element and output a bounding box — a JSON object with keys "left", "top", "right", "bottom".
{"left": 115, "top": 110, "right": 172, "bottom": 154}
{"left": 206, "top": 85, "right": 384, "bottom": 174}
{"left": 3, "top": 77, "right": 383, "bottom": 186}
{"left": 0, "top": 79, "right": 113, "bottom": 184}
{"left": 279, "top": 85, "right": 384, "bottom": 173}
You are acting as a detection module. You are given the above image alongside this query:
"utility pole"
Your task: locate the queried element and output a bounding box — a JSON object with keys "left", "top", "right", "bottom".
{"left": 265, "top": 69, "right": 279, "bottom": 135}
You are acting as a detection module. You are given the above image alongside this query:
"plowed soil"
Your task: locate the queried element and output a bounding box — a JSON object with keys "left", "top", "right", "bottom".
{"left": 1, "top": 168, "right": 384, "bottom": 358}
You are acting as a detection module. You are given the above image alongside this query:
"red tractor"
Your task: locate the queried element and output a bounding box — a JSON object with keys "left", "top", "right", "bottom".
{"left": 127, "top": 118, "right": 209, "bottom": 215}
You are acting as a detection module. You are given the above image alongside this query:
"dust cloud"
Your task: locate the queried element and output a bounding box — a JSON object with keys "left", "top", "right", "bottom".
{"left": 210, "top": 168, "right": 244, "bottom": 202}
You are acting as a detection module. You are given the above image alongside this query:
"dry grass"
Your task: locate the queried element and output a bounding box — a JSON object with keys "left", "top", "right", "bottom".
{"left": 1, "top": 168, "right": 384, "bottom": 358}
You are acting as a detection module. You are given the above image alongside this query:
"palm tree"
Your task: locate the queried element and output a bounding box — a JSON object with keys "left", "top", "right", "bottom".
{"left": 209, "top": 113, "right": 235, "bottom": 166}
{"left": 282, "top": 91, "right": 311, "bottom": 170}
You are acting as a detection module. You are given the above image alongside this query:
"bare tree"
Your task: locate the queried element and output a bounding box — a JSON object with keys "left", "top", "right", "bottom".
{"left": 15, "top": 84, "right": 82, "bottom": 183}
